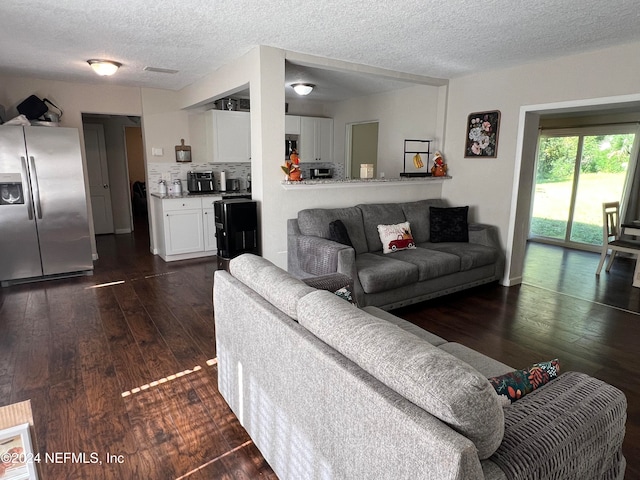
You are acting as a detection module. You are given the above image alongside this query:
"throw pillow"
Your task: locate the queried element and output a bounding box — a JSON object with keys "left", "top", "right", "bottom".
{"left": 334, "top": 286, "right": 356, "bottom": 304}
{"left": 429, "top": 206, "right": 469, "bottom": 243}
{"left": 377, "top": 221, "right": 416, "bottom": 254}
{"left": 489, "top": 359, "right": 561, "bottom": 406}
{"left": 329, "top": 219, "right": 353, "bottom": 247}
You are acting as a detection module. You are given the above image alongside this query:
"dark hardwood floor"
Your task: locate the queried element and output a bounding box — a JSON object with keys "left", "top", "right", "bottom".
{"left": 0, "top": 219, "right": 276, "bottom": 480}
{"left": 1, "top": 226, "right": 638, "bottom": 478}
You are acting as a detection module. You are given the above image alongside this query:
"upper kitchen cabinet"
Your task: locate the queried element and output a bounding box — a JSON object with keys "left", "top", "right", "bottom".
{"left": 285, "top": 115, "right": 301, "bottom": 135}
{"left": 207, "top": 110, "right": 251, "bottom": 163}
{"left": 299, "top": 117, "right": 333, "bottom": 162}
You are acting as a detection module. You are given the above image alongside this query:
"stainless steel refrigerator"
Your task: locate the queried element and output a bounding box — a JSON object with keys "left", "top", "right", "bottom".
{"left": 0, "top": 126, "right": 93, "bottom": 285}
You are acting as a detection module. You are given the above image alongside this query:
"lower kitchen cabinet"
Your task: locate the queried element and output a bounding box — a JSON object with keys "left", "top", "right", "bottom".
{"left": 164, "top": 209, "right": 204, "bottom": 255}
{"left": 203, "top": 206, "right": 217, "bottom": 252}
{"left": 151, "top": 195, "right": 221, "bottom": 261}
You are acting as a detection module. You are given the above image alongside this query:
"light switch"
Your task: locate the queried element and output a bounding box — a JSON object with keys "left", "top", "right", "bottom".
{"left": 152, "top": 147, "right": 164, "bottom": 156}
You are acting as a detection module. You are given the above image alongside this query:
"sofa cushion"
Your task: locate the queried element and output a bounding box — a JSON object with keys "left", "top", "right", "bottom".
{"left": 377, "top": 221, "right": 416, "bottom": 254}
{"left": 355, "top": 252, "right": 419, "bottom": 294}
{"left": 374, "top": 247, "right": 460, "bottom": 281}
{"left": 361, "top": 306, "right": 448, "bottom": 346}
{"left": 438, "top": 343, "right": 514, "bottom": 378}
{"left": 401, "top": 199, "right": 448, "bottom": 243}
{"left": 430, "top": 206, "right": 469, "bottom": 243}
{"left": 328, "top": 219, "right": 353, "bottom": 247}
{"left": 420, "top": 242, "right": 498, "bottom": 271}
{"left": 298, "top": 207, "right": 368, "bottom": 255}
{"left": 357, "top": 203, "right": 406, "bottom": 252}
{"left": 297, "top": 290, "right": 505, "bottom": 459}
{"left": 229, "top": 254, "right": 316, "bottom": 320}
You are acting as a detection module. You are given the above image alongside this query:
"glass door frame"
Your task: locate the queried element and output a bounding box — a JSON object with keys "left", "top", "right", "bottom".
{"left": 530, "top": 124, "right": 639, "bottom": 252}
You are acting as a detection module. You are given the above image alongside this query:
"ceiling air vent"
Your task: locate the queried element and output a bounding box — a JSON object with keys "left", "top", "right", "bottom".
{"left": 143, "top": 66, "right": 179, "bottom": 74}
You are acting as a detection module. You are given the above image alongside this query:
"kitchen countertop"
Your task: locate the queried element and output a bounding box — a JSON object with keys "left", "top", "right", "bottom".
{"left": 151, "top": 191, "right": 251, "bottom": 199}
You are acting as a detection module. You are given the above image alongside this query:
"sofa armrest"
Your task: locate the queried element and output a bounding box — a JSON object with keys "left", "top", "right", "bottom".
{"left": 491, "top": 371, "right": 626, "bottom": 480}
{"left": 468, "top": 223, "right": 501, "bottom": 249}
{"left": 302, "top": 272, "right": 353, "bottom": 293}
{"left": 469, "top": 223, "right": 505, "bottom": 281}
{"left": 296, "top": 235, "right": 354, "bottom": 276}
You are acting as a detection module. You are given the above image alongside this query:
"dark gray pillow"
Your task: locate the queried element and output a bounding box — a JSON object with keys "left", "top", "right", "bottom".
{"left": 429, "top": 206, "right": 469, "bottom": 243}
{"left": 329, "top": 219, "right": 353, "bottom": 247}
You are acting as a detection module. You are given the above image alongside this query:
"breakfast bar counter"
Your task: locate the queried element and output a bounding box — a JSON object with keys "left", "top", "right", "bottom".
{"left": 280, "top": 176, "right": 451, "bottom": 190}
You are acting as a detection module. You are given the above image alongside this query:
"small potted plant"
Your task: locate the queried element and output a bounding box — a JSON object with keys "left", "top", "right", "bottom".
{"left": 282, "top": 149, "right": 302, "bottom": 181}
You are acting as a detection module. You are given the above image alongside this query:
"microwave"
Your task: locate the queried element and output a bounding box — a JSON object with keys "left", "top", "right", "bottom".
{"left": 285, "top": 134, "right": 299, "bottom": 159}
{"left": 310, "top": 168, "right": 333, "bottom": 179}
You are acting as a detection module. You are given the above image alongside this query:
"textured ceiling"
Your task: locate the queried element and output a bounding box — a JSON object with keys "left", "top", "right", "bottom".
{"left": 2, "top": 0, "right": 640, "bottom": 99}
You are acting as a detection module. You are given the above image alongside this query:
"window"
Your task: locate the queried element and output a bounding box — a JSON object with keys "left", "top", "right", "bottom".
{"left": 530, "top": 125, "right": 637, "bottom": 249}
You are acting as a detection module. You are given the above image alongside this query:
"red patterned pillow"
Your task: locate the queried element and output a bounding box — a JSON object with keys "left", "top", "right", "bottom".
{"left": 377, "top": 222, "right": 416, "bottom": 254}
{"left": 488, "top": 359, "right": 560, "bottom": 406}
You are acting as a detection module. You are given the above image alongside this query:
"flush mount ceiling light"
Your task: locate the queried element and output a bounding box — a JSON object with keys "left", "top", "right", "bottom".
{"left": 291, "top": 83, "right": 314, "bottom": 96}
{"left": 87, "top": 59, "right": 122, "bottom": 76}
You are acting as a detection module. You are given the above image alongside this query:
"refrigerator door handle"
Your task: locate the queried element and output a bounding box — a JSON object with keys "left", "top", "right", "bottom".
{"left": 29, "top": 156, "right": 43, "bottom": 219}
{"left": 20, "top": 156, "right": 34, "bottom": 220}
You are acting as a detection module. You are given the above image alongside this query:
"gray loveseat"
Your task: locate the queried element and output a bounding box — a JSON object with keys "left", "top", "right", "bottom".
{"left": 287, "top": 199, "right": 504, "bottom": 310}
{"left": 214, "top": 254, "right": 627, "bottom": 480}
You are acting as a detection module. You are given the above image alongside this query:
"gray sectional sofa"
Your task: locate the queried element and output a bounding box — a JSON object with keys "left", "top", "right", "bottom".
{"left": 287, "top": 198, "right": 504, "bottom": 310}
{"left": 214, "top": 254, "right": 627, "bottom": 480}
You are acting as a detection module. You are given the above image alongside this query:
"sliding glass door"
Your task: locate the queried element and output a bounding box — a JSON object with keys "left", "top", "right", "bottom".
{"left": 530, "top": 126, "right": 636, "bottom": 249}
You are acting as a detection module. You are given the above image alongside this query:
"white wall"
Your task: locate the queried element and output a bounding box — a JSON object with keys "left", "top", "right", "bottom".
{"left": 0, "top": 74, "right": 142, "bottom": 257}
{"left": 326, "top": 84, "right": 442, "bottom": 178}
{"left": 442, "top": 40, "right": 640, "bottom": 285}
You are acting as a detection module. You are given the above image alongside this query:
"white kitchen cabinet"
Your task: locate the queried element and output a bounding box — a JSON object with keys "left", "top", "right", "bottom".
{"left": 285, "top": 115, "right": 301, "bottom": 135}
{"left": 299, "top": 116, "right": 333, "bottom": 162}
{"left": 161, "top": 197, "right": 203, "bottom": 256}
{"left": 203, "top": 196, "right": 222, "bottom": 253}
{"left": 208, "top": 110, "right": 251, "bottom": 163}
{"left": 152, "top": 195, "right": 222, "bottom": 261}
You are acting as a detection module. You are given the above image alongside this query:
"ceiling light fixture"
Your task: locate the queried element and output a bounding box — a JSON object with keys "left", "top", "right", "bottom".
{"left": 87, "top": 59, "right": 122, "bottom": 76}
{"left": 291, "top": 83, "right": 314, "bottom": 96}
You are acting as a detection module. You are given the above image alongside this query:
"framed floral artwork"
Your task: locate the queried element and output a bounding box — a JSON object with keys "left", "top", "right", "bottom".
{"left": 465, "top": 110, "right": 500, "bottom": 158}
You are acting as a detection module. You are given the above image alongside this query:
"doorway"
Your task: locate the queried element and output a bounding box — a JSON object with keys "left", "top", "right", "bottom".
{"left": 530, "top": 126, "right": 637, "bottom": 251}
{"left": 508, "top": 98, "right": 640, "bottom": 287}
{"left": 81, "top": 114, "right": 144, "bottom": 236}
{"left": 84, "top": 123, "right": 114, "bottom": 234}
{"left": 347, "top": 121, "right": 379, "bottom": 179}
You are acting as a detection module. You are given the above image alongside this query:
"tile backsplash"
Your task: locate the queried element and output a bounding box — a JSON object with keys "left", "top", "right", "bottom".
{"left": 147, "top": 162, "right": 252, "bottom": 194}
{"left": 148, "top": 161, "right": 344, "bottom": 194}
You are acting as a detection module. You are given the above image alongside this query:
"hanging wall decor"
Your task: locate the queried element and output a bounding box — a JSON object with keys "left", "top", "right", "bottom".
{"left": 464, "top": 110, "right": 500, "bottom": 158}
{"left": 175, "top": 139, "right": 192, "bottom": 163}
